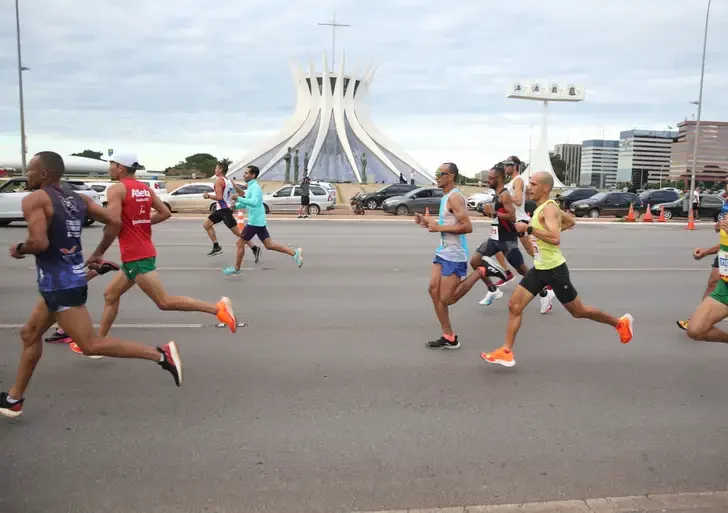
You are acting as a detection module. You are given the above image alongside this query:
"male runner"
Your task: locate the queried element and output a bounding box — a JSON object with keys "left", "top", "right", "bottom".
{"left": 0, "top": 152, "right": 183, "bottom": 418}
{"left": 202, "top": 161, "right": 261, "bottom": 262}
{"left": 90, "top": 151, "right": 238, "bottom": 346}
{"left": 222, "top": 165, "right": 303, "bottom": 275}
{"left": 472, "top": 165, "right": 529, "bottom": 306}
{"left": 418, "top": 162, "right": 508, "bottom": 349}
{"left": 480, "top": 171, "right": 634, "bottom": 367}
{"left": 685, "top": 215, "right": 728, "bottom": 344}
{"left": 504, "top": 156, "right": 556, "bottom": 313}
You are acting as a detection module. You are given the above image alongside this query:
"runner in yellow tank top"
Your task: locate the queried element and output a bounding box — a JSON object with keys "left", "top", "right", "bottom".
{"left": 685, "top": 215, "right": 728, "bottom": 343}
{"left": 480, "top": 171, "right": 634, "bottom": 368}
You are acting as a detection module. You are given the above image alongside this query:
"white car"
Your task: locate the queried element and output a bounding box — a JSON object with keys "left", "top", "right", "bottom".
{"left": 264, "top": 184, "right": 336, "bottom": 215}
{"left": 157, "top": 182, "right": 217, "bottom": 213}
{"left": 311, "top": 181, "right": 337, "bottom": 203}
{"left": 0, "top": 177, "right": 102, "bottom": 226}
{"left": 138, "top": 179, "right": 168, "bottom": 195}
{"left": 85, "top": 181, "right": 113, "bottom": 206}
{"left": 467, "top": 190, "right": 495, "bottom": 209}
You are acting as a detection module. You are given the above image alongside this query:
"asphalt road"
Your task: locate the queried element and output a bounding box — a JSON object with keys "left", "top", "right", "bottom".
{"left": 1, "top": 219, "right": 727, "bottom": 513}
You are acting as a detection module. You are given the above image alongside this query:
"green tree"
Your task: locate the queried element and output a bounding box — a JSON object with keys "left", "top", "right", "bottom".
{"left": 550, "top": 154, "right": 567, "bottom": 182}
{"left": 72, "top": 150, "right": 103, "bottom": 160}
{"left": 174, "top": 153, "right": 219, "bottom": 177}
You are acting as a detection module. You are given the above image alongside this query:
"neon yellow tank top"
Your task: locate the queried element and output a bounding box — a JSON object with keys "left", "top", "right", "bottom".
{"left": 531, "top": 199, "right": 567, "bottom": 270}
{"left": 718, "top": 229, "right": 728, "bottom": 282}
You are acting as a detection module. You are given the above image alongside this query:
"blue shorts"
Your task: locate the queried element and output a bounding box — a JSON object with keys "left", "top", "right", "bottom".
{"left": 433, "top": 256, "right": 467, "bottom": 277}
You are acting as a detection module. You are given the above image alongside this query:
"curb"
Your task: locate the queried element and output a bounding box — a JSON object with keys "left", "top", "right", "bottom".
{"left": 354, "top": 491, "right": 728, "bottom": 513}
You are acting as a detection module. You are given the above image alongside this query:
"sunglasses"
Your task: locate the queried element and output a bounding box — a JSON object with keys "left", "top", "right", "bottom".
{"left": 435, "top": 171, "right": 453, "bottom": 178}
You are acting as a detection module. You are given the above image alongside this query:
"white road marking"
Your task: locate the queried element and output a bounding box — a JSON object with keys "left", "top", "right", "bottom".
{"left": 21, "top": 266, "right": 706, "bottom": 272}
{"left": 0, "top": 323, "right": 205, "bottom": 329}
{"left": 352, "top": 490, "right": 728, "bottom": 513}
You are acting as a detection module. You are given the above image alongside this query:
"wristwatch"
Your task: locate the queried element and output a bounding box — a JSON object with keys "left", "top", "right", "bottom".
{"left": 16, "top": 242, "right": 25, "bottom": 255}
{"left": 526, "top": 226, "right": 533, "bottom": 235}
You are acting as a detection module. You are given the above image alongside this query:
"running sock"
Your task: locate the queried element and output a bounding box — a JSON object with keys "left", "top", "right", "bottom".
{"left": 159, "top": 354, "right": 165, "bottom": 363}
{"left": 488, "top": 284, "right": 498, "bottom": 293}
{"left": 6, "top": 396, "right": 20, "bottom": 404}
{"left": 213, "top": 242, "right": 221, "bottom": 250}
{"left": 443, "top": 333, "right": 456, "bottom": 342}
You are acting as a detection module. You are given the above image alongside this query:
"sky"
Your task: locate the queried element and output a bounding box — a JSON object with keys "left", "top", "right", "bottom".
{"left": 0, "top": 0, "right": 727, "bottom": 177}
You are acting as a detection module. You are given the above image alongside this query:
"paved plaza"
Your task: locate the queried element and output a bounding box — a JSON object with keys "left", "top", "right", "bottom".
{"left": 1, "top": 219, "right": 727, "bottom": 513}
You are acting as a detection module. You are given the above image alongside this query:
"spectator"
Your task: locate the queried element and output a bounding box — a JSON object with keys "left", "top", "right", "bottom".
{"left": 298, "top": 176, "right": 310, "bottom": 219}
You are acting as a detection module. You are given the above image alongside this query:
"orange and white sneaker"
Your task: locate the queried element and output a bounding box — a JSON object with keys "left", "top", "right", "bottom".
{"left": 616, "top": 314, "right": 634, "bottom": 344}
{"left": 216, "top": 296, "right": 237, "bottom": 333}
{"left": 68, "top": 342, "right": 104, "bottom": 359}
{"left": 480, "top": 346, "right": 515, "bottom": 367}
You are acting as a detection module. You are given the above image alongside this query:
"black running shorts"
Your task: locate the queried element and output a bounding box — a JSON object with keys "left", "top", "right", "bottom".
{"left": 476, "top": 239, "right": 524, "bottom": 269}
{"left": 40, "top": 285, "right": 88, "bottom": 313}
{"left": 301, "top": 195, "right": 310, "bottom": 206}
{"left": 520, "top": 263, "right": 578, "bottom": 304}
{"left": 208, "top": 208, "right": 237, "bottom": 229}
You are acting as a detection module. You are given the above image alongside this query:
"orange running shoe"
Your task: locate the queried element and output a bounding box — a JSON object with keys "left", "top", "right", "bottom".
{"left": 216, "top": 296, "right": 237, "bottom": 333}
{"left": 616, "top": 314, "right": 634, "bottom": 344}
{"left": 68, "top": 342, "right": 104, "bottom": 359}
{"left": 480, "top": 346, "right": 515, "bottom": 367}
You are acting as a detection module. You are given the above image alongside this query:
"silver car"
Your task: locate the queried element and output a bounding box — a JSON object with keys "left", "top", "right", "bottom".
{"left": 264, "top": 184, "right": 335, "bottom": 215}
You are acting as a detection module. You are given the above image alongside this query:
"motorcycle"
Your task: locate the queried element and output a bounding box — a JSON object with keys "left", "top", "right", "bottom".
{"left": 350, "top": 194, "right": 366, "bottom": 215}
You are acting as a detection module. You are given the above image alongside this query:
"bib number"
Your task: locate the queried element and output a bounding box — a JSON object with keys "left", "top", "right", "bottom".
{"left": 530, "top": 235, "right": 542, "bottom": 263}
{"left": 719, "top": 250, "right": 728, "bottom": 279}
{"left": 490, "top": 222, "right": 499, "bottom": 241}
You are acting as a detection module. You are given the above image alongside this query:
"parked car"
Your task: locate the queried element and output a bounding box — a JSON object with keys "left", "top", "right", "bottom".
{"left": 358, "top": 183, "right": 418, "bottom": 210}
{"left": 649, "top": 194, "right": 725, "bottom": 221}
{"left": 158, "top": 182, "right": 216, "bottom": 213}
{"left": 138, "top": 179, "right": 168, "bottom": 195}
{"left": 637, "top": 189, "right": 679, "bottom": 207}
{"left": 263, "top": 184, "right": 335, "bottom": 215}
{"left": 467, "top": 190, "right": 494, "bottom": 210}
{"left": 571, "top": 191, "right": 640, "bottom": 218}
{"left": 311, "top": 181, "right": 337, "bottom": 203}
{"left": 556, "top": 187, "right": 598, "bottom": 210}
{"left": 381, "top": 187, "right": 444, "bottom": 215}
{"left": 0, "top": 177, "right": 101, "bottom": 226}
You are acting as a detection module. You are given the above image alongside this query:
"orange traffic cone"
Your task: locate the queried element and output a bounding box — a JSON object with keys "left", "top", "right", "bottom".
{"left": 425, "top": 207, "right": 430, "bottom": 217}
{"left": 236, "top": 210, "right": 245, "bottom": 230}
{"left": 642, "top": 204, "right": 653, "bottom": 223}
{"left": 686, "top": 211, "right": 696, "bottom": 230}
{"left": 625, "top": 203, "right": 635, "bottom": 222}
{"left": 657, "top": 206, "right": 666, "bottom": 222}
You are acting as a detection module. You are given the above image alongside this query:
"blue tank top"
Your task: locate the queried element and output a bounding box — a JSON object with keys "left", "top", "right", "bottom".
{"left": 35, "top": 183, "right": 88, "bottom": 292}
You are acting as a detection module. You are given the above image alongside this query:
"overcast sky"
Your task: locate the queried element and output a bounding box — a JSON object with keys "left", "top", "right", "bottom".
{"left": 0, "top": 0, "right": 726, "bottom": 176}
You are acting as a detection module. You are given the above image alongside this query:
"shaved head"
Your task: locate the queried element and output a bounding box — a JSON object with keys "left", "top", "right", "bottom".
{"left": 526, "top": 171, "right": 555, "bottom": 204}
{"left": 532, "top": 171, "right": 554, "bottom": 190}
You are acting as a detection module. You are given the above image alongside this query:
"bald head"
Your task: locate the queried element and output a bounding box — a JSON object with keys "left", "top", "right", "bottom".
{"left": 532, "top": 171, "right": 554, "bottom": 190}
{"left": 526, "top": 171, "right": 555, "bottom": 204}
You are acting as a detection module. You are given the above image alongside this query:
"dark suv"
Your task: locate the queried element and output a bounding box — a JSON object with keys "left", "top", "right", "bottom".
{"left": 556, "top": 188, "right": 598, "bottom": 210}
{"left": 571, "top": 191, "right": 640, "bottom": 218}
{"left": 359, "top": 183, "right": 418, "bottom": 210}
{"left": 637, "top": 189, "right": 680, "bottom": 208}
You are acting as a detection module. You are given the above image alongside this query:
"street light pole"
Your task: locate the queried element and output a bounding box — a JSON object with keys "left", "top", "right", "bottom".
{"left": 688, "top": 0, "right": 712, "bottom": 223}
{"left": 15, "top": 0, "right": 27, "bottom": 176}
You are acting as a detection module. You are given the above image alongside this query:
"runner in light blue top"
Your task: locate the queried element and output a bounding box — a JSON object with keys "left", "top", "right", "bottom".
{"left": 414, "top": 163, "right": 507, "bottom": 350}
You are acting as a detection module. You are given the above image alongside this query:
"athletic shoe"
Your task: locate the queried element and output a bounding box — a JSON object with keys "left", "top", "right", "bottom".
{"left": 222, "top": 266, "right": 241, "bottom": 276}
{"left": 495, "top": 270, "right": 516, "bottom": 287}
{"left": 479, "top": 288, "right": 504, "bottom": 306}
{"left": 480, "top": 256, "right": 508, "bottom": 282}
{"left": 293, "top": 248, "right": 303, "bottom": 268}
{"left": 252, "top": 246, "right": 261, "bottom": 264}
{"left": 426, "top": 336, "right": 460, "bottom": 349}
{"left": 540, "top": 289, "right": 555, "bottom": 314}
{"left": 207, "top": 247, "right": 223, "bottom": 257}
{"left": 45, "top": 328, "right": 71, "bottom": 344}
{"left": 676, "top": 319, "right": 689, "bottom": 331}
{"left": 216, "top": 296, "right": 237, "bottom": 333}
{"left": 92, "top": 260, "right": 120, "bottom": 275}
{"left": 616, "top": 314, "right": 634, "bottom": 344}
{"left": 0, "top": 392, "right": 24, "bottom": 418}
{"left": 68, "top": 342, "right": 104, "bottom": 359}
{"left": 481, "top": 347, "right": 516, "bottom": 367}
{"left": 157, "top": 342, "right": 183, "bottom": 387}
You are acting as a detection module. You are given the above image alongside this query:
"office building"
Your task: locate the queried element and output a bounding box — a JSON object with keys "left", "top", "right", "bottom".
{"left": 669, "top": 121, "right": 728, "bottom": 183}
{"left": 553, "top": 143, "right": 582, "bottom": 186}
{"left": 617, "top": 129, "right": 677, "bottom": 188}
{"left": 580, "top": 140, "right": 619, "bottom": 188}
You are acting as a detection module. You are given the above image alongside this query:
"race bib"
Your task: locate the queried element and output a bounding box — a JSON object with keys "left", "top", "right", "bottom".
{"left": 531, "top": 235, "right": 542, "bottom": 263}
{"left": 490, "top": 222, "right": 499, "bottom": 241}
{"left": 719, "top": 250, "right": 728, "bottom": 279}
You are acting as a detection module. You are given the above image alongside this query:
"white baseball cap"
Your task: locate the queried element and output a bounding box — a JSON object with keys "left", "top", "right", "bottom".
{"left": 105, "top": 151, "right": 140, "bottom": 168}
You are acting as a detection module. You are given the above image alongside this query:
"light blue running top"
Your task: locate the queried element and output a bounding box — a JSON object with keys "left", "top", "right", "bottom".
{"left": 435, "top": 188, "right": 469, "bottom": 262}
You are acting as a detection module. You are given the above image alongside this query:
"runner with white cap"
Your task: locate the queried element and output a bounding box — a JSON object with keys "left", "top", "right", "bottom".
{"left": 81, "top": 151, "right": 238, "bottom": 357}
